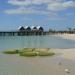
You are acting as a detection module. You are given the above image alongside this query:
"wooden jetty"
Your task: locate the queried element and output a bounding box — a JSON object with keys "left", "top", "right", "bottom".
{"left": 0, "top": 30, "right": 47, "bottom": 36}
{"left": 0, "top": 26, "right": 48, "bottom": 36}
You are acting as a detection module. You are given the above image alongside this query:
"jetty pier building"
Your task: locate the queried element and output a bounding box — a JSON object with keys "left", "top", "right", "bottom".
{"left": 0, "top": 26, "right": 46, "bottom": 36}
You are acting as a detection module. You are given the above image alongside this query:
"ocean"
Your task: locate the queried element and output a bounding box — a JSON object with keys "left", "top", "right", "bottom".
{"left": 0, "top": 35, "right": 75, "bottom": 50}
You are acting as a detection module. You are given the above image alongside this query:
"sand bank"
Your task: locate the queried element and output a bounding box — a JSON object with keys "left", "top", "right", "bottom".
{"left": 55, "top": 34, "right": 75, "bottom": 41}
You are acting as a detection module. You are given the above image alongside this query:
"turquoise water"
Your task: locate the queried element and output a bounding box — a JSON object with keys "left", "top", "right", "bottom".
{"left": 0, "top": 35, "right": 75, "bottom": 50}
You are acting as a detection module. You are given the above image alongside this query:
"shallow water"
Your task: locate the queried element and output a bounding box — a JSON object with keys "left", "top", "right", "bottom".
{"left": 0, "top": 35, "right": 75, "bottom": 50}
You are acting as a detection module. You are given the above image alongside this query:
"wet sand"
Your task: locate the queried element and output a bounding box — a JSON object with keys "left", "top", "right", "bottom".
{"left": 0, "top": 48, "right": 75, "bottom": 75}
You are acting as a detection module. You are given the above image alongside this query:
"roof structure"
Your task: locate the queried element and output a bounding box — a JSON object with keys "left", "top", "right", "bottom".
{"left": 31, "top": 26, "right": 37, "bottom": 30}
{"left": 18, "top": 26, "right": 25, "bottom": 30}
{"left": 25, "top": 26, "right": 31, "bottom": 30}
{"left": 18, "top": 26, "right": 44, "bottom": 31}
{"left": 37, "top": 26, "right": 43, "bottom": 31}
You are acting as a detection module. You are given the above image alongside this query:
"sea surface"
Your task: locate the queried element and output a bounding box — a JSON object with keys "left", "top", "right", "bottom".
{"left": 0, "top": 35, "right": 75, "bottom": 50}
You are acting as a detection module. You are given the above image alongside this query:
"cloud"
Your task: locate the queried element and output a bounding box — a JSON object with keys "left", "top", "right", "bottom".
{"left": 47, "top": 1, "right": 75, "bottom": 11}
{"left": 8, "top": 0, "right": 53, "bottom": 6}
{"left": 8, "top": 0, "right": 66, "bottom": 6}
{"left": 7, "top": 0, "right": 75, "bottom": 11}
{"left": 63, "top": 1, "right": 75, "bottom": 8}
{"left": 47, "top": 2, "right": 64, "bottom": 11}
{"left": 8, "top": 0, "right": 32, "bottom": 6}
{"left": 4, "top": 7, "right": 56, "bottom": 16}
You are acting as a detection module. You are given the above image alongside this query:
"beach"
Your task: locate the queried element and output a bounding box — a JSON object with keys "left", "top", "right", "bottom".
{"left": 0, "top": 34, "right": 75, "bottom": 75}
{"left": 0, "top": 48, "right": 75, "bottom": 75}
{"left": 55, "top": 33, "right": 75, "bottom": 41}
{"left": 53, "top": 48, "right": 75, "bottom": 60}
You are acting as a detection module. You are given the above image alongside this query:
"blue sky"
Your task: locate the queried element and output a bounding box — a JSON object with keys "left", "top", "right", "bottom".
{"left": 0, "top": 0, "right": 75, "bottom": 31}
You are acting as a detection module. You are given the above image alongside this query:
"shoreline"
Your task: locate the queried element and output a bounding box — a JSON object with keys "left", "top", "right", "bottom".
{"left": 1, "top": 48, "right": 75, "bottom": 75}
{"left": 54, "top": 33, "right": 75, "bottom": 41}
{"left": 1, "top": 33, "right": 75, "bottom": 75}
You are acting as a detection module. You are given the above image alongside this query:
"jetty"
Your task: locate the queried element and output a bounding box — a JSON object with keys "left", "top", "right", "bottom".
{"left": 0, "top": 26, "right": 75, "bottom": 36}
{"left": 0, "top": 26, "right": 48, "bottom": 36}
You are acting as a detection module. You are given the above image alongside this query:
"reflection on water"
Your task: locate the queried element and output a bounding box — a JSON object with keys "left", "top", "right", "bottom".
{"left": 0, "top": 35, "right": 75, "bottom": 50}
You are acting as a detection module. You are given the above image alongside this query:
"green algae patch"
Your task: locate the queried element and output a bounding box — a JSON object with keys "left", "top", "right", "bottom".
{"left": 20, "top": 48, "right": 35, "bottom": 53}
{"left": 3, "top": 50, "right": 19, "bottom": 54}
{"left": 20, "top": 51, "right": 37, "bottom": 57}
{"left": 3, "top": 48, "right": 55, "bottom": 57}
{"left": 37, "top": 51, "right": 55, "bottom": 56}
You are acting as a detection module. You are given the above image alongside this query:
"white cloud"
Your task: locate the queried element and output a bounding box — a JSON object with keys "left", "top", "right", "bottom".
{"left": 4, "top": 7, "right": 56, "bottom": 16}
{"left": 63, "top": 1, "right": 75, "bottom": 8}
{"left": 5, "top": 8, "right": 35, "bottom": 14}
{"left": 8, "top": 0, "right": 75, "bottom": 11}
{"left": 8, "top": 0, "right": 32, "bottom": 6}
{"left": 8, "top": 0, "right": 65, "bottom": 6}
{"left": 31, "top": 0, "right": 54, "bottom": 4}
{"left": 48, "top": 2, "right": 64, "bottom": 11}
{"left": 47, "top": 1, "right": 75, "bottom": 11}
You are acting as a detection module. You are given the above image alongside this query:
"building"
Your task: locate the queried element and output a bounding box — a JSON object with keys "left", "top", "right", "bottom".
{"left": 37, "top": 26, "right": 43, "bottom": 31}
{"left": 18, "top": 26, "right": 44, "bottom": 35}
{"left": 18, "top": 26, "right": 44, "bottom": 32}
{"left": 18, "top": 26, "right": 25, "bottom": 31}
{"left": 31, "top": 26, "right": 37, "bottom": 31}
{"left": 25, "top": 26, "right": 31, "bottom": 31}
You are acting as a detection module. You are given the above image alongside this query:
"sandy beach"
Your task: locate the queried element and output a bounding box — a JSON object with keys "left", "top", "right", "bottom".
{"left": 0, "top": 48, "right": 75, "bottom": 75}
{"left": 49, "top": 34, "right": 75, "bottom": 75}
{"left": 1, "top": 34, "right": 75, "bottom": 75}
{"left": 55, "top": 33, "right": 75, "bottom": 41}
{"left": 53, "top": 48, "right": 75, "bottom": 60}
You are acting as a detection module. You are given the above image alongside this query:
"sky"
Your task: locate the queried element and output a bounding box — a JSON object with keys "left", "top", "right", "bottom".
{"left": 0, "top": 0, "right": 75, "bottom": 31}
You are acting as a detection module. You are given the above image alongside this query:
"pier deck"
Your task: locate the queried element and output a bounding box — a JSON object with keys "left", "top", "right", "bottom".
{"left": 0, "top": 31, "right": 47, "bottom": 36}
